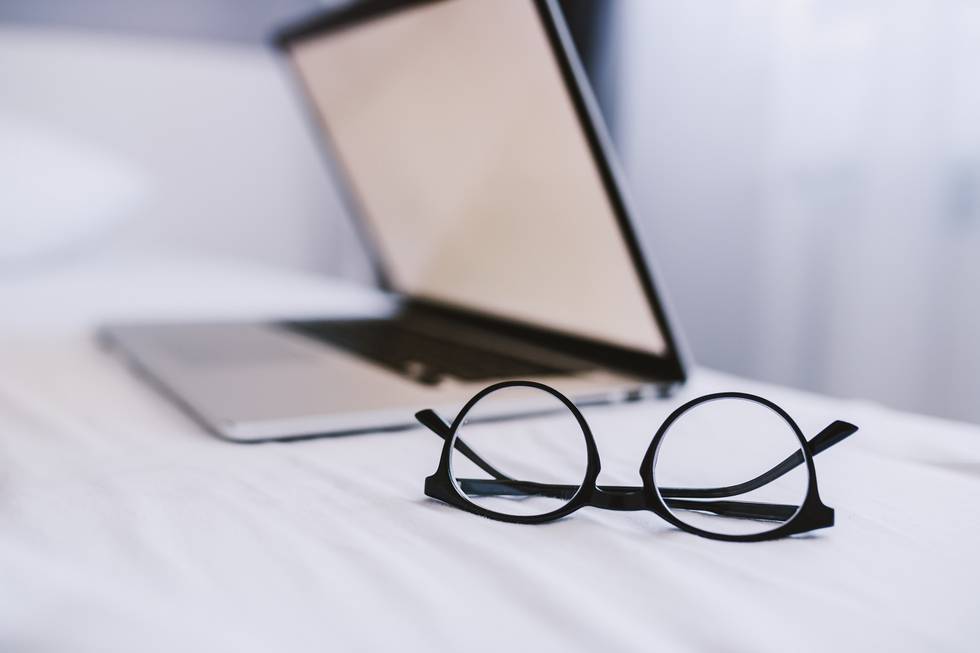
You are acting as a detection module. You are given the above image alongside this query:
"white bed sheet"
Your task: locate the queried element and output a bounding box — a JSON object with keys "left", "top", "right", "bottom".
{"left": 1, "top": 256, "right": 978, "bottom": 652}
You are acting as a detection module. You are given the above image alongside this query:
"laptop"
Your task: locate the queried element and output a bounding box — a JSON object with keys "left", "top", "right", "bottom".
{"left": 99, "top": 0, "right": 689, "bottom": 442}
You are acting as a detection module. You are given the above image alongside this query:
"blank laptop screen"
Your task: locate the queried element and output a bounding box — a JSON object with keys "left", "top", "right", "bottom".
{"left": 286, "top": 0, "right": 666, "bottom": 355}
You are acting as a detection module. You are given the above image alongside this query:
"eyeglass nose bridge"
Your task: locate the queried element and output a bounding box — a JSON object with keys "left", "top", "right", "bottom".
{"left": 588, "top": 485, "right": 649, "bottom": 511}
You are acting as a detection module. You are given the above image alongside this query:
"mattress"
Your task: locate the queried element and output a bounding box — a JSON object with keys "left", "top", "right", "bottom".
{"left": 1, "top": 256, "right": 978, "bottom": 652}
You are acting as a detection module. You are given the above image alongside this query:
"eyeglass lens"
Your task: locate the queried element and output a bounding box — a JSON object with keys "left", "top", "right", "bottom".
{"left": 652, "top": 397, "right": 809, "bottom": 536}
{"left": 450, "top": 385, "right": 589, "bottom": 517}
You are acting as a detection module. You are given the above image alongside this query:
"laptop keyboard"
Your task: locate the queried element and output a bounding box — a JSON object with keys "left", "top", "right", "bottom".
{"left": 283, "top": 319, "right": 583, "bottom": 386}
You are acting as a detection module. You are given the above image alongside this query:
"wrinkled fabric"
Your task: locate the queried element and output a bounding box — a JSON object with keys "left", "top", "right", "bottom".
{"left": 1, "top": 257, "right": 977, "bottom": 653}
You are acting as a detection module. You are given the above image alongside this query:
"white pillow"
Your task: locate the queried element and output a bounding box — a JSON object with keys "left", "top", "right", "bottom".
{"left": 0, "top": 112, "right": 146, "bottom": 267}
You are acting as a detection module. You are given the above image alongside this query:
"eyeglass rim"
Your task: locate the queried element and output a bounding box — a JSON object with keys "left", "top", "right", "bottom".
{"left": 444, "top": 380, "right": 601, "bottom": 522}
{"left": 639, "top": 391, "right": 822, "bottom": 540}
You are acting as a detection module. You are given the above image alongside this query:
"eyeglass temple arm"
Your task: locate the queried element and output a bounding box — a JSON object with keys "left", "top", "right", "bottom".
{"left": 455, "top": 477, "right": 799, "bottom": 522}
{"left": 415, "top": 409, "right": 513, "bottom": 481}
{"left": 454, "top": 418, "right": 851, "bottom": 519}
{"left": 657, "top": 420, "right": 858, "bottom": 500}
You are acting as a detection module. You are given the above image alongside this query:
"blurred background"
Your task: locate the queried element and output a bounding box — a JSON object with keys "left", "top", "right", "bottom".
{"left": 2, "top": 0, "right": 978, "bottom": 424}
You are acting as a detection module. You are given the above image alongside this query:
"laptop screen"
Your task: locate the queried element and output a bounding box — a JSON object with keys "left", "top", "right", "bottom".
{"left": 285, "top": 0, "right": 667, "bottom": 356}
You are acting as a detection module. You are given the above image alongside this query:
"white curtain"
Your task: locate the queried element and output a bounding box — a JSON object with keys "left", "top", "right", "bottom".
{"left": 617, "top": 0, "right": 980, "bottom": 423}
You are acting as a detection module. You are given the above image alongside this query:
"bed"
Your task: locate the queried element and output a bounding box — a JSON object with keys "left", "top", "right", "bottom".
{"left": 2, "top": 256, "right": 978, "bottom": 652}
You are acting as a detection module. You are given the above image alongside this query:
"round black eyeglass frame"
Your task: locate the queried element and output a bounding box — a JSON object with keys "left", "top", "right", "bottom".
{"left": 416, "top": 380, "right": 858, "bottom": 542}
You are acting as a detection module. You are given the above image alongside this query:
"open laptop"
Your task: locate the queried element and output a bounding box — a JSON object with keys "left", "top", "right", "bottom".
{"left": 100, "top": 0, "right": 688, "bottom": 442}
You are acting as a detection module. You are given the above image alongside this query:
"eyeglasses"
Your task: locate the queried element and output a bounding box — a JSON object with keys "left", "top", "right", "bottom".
{"left": 416, "top": 380, "right": 857, "bottom": 542}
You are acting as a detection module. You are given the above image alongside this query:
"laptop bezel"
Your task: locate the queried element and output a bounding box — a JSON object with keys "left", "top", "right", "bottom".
{"left": 270, "top": 0, "right": 690, "bottom": 385}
